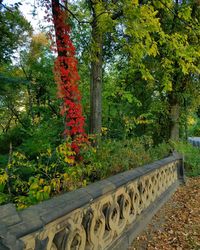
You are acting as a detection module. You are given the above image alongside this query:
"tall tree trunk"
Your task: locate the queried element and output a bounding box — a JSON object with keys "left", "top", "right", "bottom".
{"left": 170, "top": 102, "right": 180, "bottom": 140}
{"left": 89, "top": 2, "right": 103, "bottom": 137}
{"left": 51, "top": 0, "right": 87, "bottom": 156}
{"left": 168, "top": 0, "right": 180, "bottom": 141}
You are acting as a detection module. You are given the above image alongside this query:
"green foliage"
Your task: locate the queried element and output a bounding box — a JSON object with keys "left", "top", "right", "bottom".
{"left": 188, "top": 116, "right": 200, "bottom": 137}
{"left": 20, "top": 119, "right": 62, "bottom": 157}
{"left": 80, "top": 136, "right": 170, "bottom": 180}
{"left": 0, "top": 125, "right": 28, "bottom": 154}
{"left": 0, "top": 141, "right": 92, "bottom": 208}
{"left": 87, "top": 138, "right": 152, "bottom": 178}
{"left": 148, "top": 143, "right": 172, "bottom": 162}
{"left": 172, "top": 141, "right": 200, "bottom": 177}
{"left": 0, "top": 0, "right": 200, "bottom": 210}
{"left": 0, "top": 138, "right": 171, "bottom": 208}
{"left": 0, "top": 169, "right": 8, "bottom": 192}
{"left": 0, "top": 4, "right": 32, "bottom": 64}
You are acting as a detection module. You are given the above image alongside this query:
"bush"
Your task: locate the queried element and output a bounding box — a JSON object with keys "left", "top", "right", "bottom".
{"left": 188, "top": 117, "right": 200, "bottom": 137}
{"left": 0, "top": 137, "right": 172, "bottom": 208}
{"left": 81, "top": 137, "right": 171, "bottom": 180}
{"left": 172, "top": 141, "right": 200, "bottom": 177}
{"left": 0, "top": 125, "right": 28, "bottom": 154}
{"left": 149, "top": 142, "right": 172, "bottom": 161}
{"left": 20, "top": 119, "right": 62, "bottom": 157}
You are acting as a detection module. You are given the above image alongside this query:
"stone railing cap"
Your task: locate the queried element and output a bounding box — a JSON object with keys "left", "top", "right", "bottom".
{"left": 0, "top": 154, "right": 182, "bottom": 244}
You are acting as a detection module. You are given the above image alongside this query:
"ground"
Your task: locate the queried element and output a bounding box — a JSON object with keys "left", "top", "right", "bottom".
{"left": 131, "top": 177, "right": 200, "bottom": 250}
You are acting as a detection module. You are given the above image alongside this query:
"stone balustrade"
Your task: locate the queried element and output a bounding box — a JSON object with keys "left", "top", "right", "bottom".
{"left": 188, "top": 137, "right": 200, "bottom": 147}
{"left": 0, "top": 154, "right": 184, "bottom": 250}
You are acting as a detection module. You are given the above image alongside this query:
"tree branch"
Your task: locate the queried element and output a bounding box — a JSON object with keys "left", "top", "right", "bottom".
{"left": 158, "top": 0, "right": 199, "bottom": 31}
{"left": 59, "top": 2, "right": 91, "bottom": 24}
{"left": 0, "top": 2, "right": 12, "bottom": 12}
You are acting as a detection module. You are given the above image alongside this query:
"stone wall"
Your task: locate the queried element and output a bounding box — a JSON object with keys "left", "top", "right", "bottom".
{"left": 0, "top": 154, "right": 184, "bottom": 250}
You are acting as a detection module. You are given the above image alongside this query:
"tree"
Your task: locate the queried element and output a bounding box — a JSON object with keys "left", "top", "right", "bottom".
{"left": 50, "top": 0, "right": 87, "bottom": 160}
{"left": 89, "top": 0, "right": 103, "bottom": 137}
{"left": 19, "top": 33, "right": 56, "bottom": 120}
{"left": 150, "top": 0, "right": 200, "bottom": 140}
{"left": 0, "top": 2, "right": 32, "bottom": 64}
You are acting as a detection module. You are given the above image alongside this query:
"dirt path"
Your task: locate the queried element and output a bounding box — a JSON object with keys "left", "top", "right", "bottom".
{"left": 131, "top": 177, "right": 200, "bottom": 250}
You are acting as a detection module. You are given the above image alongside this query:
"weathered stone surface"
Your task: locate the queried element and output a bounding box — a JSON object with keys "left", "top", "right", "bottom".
{"left": 82, "top": 179, "right": 115, "bottom": 199}
{"left": 0, "top": 204, "right": 16, "bottom": 217}
{"left": 106, "top": 172, "right": 130, "bottom": 187}
{"left": 0, "top": 155, "right": 184, "bottom": 250}
{"left": 0, "top": 242, "right": 9, "bottom": 250}
{"left": 40, "top": 189, "right": 93, "bottom": 224}
{"left": 0, "top": 204, "right": 21, "bottom": 227}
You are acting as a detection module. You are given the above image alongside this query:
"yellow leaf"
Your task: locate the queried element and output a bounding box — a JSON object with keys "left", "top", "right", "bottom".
{"left": 43, "top": 186, "right": 51, "bottom": 193}
{"left": 64, "top": 157, "right": 75, "bottom": 164}
{"left": 132, "top": 0, "right": 138, "bottom": 4}
{"left": 47, "top": 148, "right": 51, "bottom": 156}
{"left": 39, "top": 179, "right": 44, "bottom": 185}
{"left": 63, "top": 173, "right": 68, "bottom": 179}
{"left": 30, "top": 183, "right": 39, "bottom": 190}
{"left": 83, "top": 180, "right": 87, "bottom": 187}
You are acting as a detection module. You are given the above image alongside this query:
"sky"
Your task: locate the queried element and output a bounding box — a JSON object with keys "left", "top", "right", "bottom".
{"left": 3, "top": 0, "right": 47, "bottom": 32}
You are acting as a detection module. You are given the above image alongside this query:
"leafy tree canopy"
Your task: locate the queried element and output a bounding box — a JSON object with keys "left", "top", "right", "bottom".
{"left": 0, "top": 1, "right": 32, "bottom": 64}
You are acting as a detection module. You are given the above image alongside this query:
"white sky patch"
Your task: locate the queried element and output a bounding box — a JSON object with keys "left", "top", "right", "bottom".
{"left": 2, "top": 0, "right": 54, "bottom": 65}
{"left": 3, "top": 0, "right": 49, "bottom": 33}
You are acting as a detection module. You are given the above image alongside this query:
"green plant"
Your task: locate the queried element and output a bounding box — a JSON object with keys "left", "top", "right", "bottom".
{"left": 0, "top": 138, "right": 173, "bottom": 208}
{"left": 149, "top": 143, "right": 171, "bottom": 161}
{"left": 188, "top": 116, "right": 200, "bottom": 137}
{"left": 172, "top": 141, "right": 200, "bottom": 177}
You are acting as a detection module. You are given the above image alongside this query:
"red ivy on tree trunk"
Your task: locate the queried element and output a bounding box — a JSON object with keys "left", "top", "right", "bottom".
{"left": 47, "top": 0, "right": 87, "bottom": 160}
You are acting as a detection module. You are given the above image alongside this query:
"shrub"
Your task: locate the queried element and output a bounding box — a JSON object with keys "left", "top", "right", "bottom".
{"left": 0, "top": 137, "right": 173, "bottom": 208}
{"left": 188, "top": 117, "right": 200, "bottom": 137}
{"left": 81, "top": 137, "right": 170, "bottom": 180}
{"left": 172, "top": 141, "right": 200, "bottom": 177}
{"left": 20, "top": 119, "right": 62, "bottom": 157}
{"left": 149, "top": 142, "right": 172, "bottom": 161}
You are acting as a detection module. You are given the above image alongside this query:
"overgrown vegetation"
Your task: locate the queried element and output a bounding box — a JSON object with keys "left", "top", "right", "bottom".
{"left": 0, "top": 138, "right": 172, "bottom": 209}
{"left": 173, "top": 141, "right": 200, "bottom": 177}
{"left": 0, "top": 0, "right": 199, "bottom": 208}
